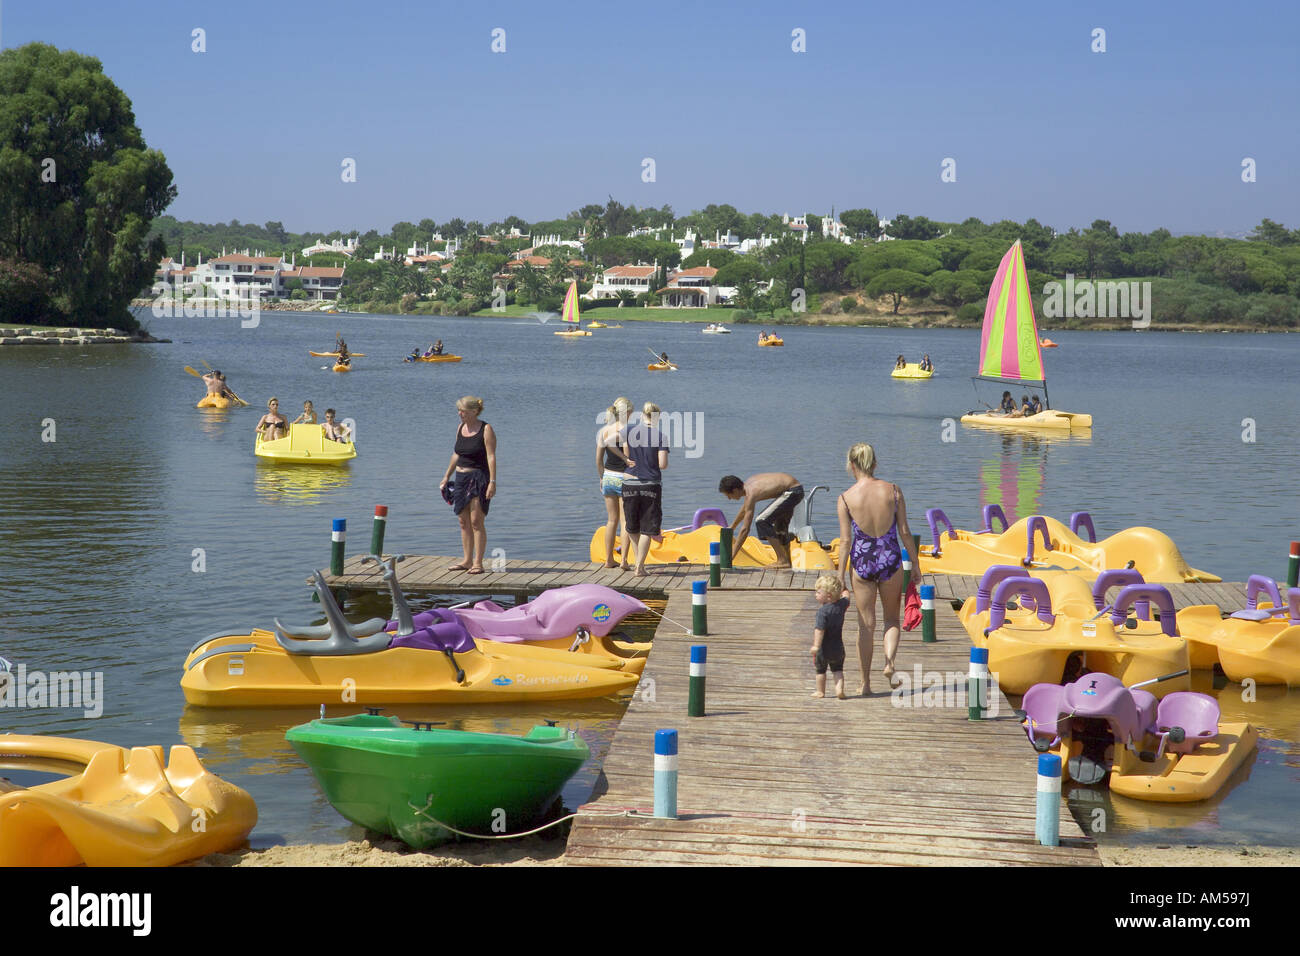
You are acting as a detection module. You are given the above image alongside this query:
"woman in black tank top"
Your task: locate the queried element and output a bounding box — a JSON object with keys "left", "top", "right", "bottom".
{"left": 439, "top": 396, "right": 496, "bottom": 573}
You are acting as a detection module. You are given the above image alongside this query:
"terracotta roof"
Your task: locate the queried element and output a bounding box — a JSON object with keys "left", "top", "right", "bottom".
{"left": 671, "top": 267, "right": 718, "bottom": 278}
{"left": 298, "top": 266, "right": 345, "bottom": 278}
{"left": 506, "top": 256, "right": 552, "bottom": 269}
{"left": 603, "top": 265, "right": 656, "bottom": 278}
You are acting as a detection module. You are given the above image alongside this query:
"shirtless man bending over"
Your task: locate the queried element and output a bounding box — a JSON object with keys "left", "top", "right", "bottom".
{"left": 718, "top": 472, "right": 804, "bottom": 568}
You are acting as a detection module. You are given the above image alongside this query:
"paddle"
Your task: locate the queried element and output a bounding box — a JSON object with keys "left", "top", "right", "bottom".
{"left": 197, "top": 360, "right": 249, "bottom": 405}
{"left": 645, "top": 346, "right": 677, "bottom": 370}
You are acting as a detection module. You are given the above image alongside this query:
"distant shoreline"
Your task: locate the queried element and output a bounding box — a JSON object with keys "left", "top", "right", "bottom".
{"left": 123, "top": 299, "right": 1292, "bottom": 334}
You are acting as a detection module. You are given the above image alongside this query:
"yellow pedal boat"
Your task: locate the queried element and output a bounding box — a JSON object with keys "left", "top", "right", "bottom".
{"left": 757, "top": 336, "right": 784, "bottom": 346}
{"left": 588, "top": 509, "right": 837, "bottom": 570}
{"left": 960, "top": 568, "right": 1190, "bottom": 695}
{"left": 960, "top": 409, "right": 1091, "bottom": 431}
{"left": 1020, "top": 672, "right": 1256, "bottom": 802}
{"left": 255, "top": 423, "right": 356, "bottom": 464}
{"left": 1175, "top": 577, "right": 1300, "bottom": 685}
{"left": 891, "top": 363, "right": 933, "bottom": 379}
{"left": 181, "top": 629, "right": 639, "bottom": 707}
{"left": 921, "top": 510, "right": 1219, "bottom": 583}
{"left": 0, "top": 735, "right": 257, "bottom": 866}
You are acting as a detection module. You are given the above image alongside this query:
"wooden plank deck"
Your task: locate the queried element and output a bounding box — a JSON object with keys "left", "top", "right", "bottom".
{"left": 565, "top": 586, "right": 1101, "bottom": 866}
{"left": 324, "top": 554, "right": 824, "bottom": 597}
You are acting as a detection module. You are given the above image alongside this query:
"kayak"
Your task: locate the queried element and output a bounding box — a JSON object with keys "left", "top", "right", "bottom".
{"left": 960, "top": 571, "right": 1190, "bottom": 695}
{"left": 0, "top": 735, "right": 257, "bottom": 866}
{"left": 333, "top": 362, "right": 351, "bottom": 373}
{"left": 920, "top": 511, "right": 1219, "bottom": 583}
{"left": 197, "top": 393, "right": 234, "bottom": 408}
{"left": 647, "top": 362, "right": 678, "bottom": 371}
{"left": 285, "top": 714, "right": 587, "bottom": 848}
{"left": 891, "top": 363, "right": 933, "bottom": 379}
{"left": 1021, "top": 672, "right": 1257, "bottom": 802}
{"left": 960, "top": 409, "right": 1091, "bottom": 430}
{"left": 309, "top": 350, "right": 365, "bottom": 357}
{"left": 418, "top": 354, "right": 462, "bottom": 363}
{"left": 1040, "top": 338, "right": 1059, "bottom": 348}
{"left": 255, "top": 423, "right": 356, "bottom": 464}
{"left": 758, "top": 337, "right": 784, "bottom": 346}
{"left": 181, "top": 628, "right": 639, "bottom": 706}
{"left": 1176, "top": 578, "right": 1300, "bottom": 685}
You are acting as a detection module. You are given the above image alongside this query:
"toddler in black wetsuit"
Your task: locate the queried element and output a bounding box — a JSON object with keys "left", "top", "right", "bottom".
{"left": 811, "top": 575, "right": 850, "bottom": 699}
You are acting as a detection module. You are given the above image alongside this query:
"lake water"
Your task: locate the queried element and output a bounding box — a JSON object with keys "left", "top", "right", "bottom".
{"left": 0, "top": 309, "right": 1296, "bottom": 849}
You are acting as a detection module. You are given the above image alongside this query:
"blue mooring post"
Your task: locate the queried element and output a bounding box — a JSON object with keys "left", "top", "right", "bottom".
{"left": 967, "top": 646, "right": 989, "bottom": 720}
{"left": 654, "top": 729, "right": 678, "bottom": 819}
{"left": 921, "top": 584, "right": 936, "bottom": 643}
{"left": 708, "top": 541, "right": 721, "bottom": 588}
{"left": 688, "top": 645, "right": 707, "bottom": 717}
{"left": 1036, "top": 752, "right": 1062, "bottom": 846}
{"left": 691, "top": 580, "right": 708, "bottom": 636}
{"left": 331, "top": 518, "right": 347, "bottom": 576}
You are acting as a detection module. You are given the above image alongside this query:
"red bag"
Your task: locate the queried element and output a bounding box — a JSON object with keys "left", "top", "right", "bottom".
{"left": 902, "top": 579, "right": 922, "bottom": 631}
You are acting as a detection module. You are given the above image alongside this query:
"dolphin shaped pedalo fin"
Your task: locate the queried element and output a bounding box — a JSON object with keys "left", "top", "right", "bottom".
{"left": 273, "top": 570, "right": 391, "bottom": 655}
{"left": 362, "top": 553, "right": 419, "bottom": 637}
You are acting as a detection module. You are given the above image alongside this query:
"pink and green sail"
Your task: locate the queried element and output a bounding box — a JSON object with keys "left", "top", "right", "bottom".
{"left": 977, "top": 240, "right": 1045, "bottom": 385}
{"left": 561, "top": 281, "right": 580, "bottom": 325}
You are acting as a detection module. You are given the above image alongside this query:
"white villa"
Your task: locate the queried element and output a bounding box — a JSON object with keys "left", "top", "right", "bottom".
{"left": 153, "top": 250, "right": 347, "bottom": 301}
{"left": 301, "top": 236, "right": 358, "bottom": 257}
{"left": 586, "top": 263, "right": 658, "bottom": 300}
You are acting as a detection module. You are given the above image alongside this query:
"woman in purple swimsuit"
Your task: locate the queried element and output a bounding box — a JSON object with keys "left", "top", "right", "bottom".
{"left": 837, "top": 442, "right": 917, "bottom": 695}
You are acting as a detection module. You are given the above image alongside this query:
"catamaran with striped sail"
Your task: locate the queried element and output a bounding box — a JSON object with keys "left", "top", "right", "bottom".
{"left": 960, "top": 240, "right": 1091, "bottom": 431}
{"left": 553, "top": 281, "right": 592, "bottom": 336}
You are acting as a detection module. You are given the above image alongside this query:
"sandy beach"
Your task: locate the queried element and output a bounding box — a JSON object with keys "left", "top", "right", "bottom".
{"left": 198, "top": 835, "right": 1298, "bottom": 867}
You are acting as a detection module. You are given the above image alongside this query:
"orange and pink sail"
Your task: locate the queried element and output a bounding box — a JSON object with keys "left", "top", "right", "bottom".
{"left": 977, "top": 240, "right": 1045, "bottom": 385}
{"left": 561, "top": 281, "right": 580, "bottom": 325}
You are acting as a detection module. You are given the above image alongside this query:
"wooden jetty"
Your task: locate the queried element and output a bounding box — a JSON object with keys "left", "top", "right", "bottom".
{"left": 325, "top": 555, "right": 1249, "bottom": 865}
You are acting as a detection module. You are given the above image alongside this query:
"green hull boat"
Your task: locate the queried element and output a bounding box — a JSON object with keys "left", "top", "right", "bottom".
{"left": 285, "top": 714, "right": 589, "bottom": 848}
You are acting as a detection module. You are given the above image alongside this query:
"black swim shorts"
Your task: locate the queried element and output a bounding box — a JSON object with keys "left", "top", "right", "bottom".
{"left": 622, "top": 483, "right": 663, "bottom": 537}
{"left": 755, "top": 485, "right": 804, "bottom": 541}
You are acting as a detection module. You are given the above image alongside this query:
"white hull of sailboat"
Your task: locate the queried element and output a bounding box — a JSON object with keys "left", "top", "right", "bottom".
{"left": 960, "top": 410, "right": 1092, "bottom": 431}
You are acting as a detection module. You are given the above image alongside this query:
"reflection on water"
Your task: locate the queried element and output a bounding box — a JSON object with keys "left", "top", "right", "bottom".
{"left": 978, "top": 434, "right": 1050, "bottom": 521}
{"left": 254, "top": 463, "right": 353, "bottom": 505}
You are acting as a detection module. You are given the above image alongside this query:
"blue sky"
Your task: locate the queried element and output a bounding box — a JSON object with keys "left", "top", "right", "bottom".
{"left": 5, "top": 0, "right": 1297, "bottom": 235}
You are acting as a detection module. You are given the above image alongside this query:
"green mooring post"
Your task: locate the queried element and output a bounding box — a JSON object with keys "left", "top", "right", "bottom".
{"left": 691, "top": 581, "right": 708, "bottom": 636}
{"left": 331, "top": 518, "right": 346, "bottom": 576}
{"left": 921, "top": 583, "right": 937, "bottom": 643}
{"left": 1289, "top": 541, "right": 1299, "bottom": 589}
{"left": 709, "top": 541, "right": 721, "bottom": 587}
{"left": 688, "top": 645, "right": 707, "bottom": 717}
{"left": 370, "top": 505, "right": 388, "bottom": 556}
{"left": 719, "top": 527, "right": 734, "bottom": 570}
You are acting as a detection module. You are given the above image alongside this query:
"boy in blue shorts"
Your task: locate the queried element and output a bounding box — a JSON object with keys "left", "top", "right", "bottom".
{"left": 811, "top": 575, "right": 850, "bottom": 699}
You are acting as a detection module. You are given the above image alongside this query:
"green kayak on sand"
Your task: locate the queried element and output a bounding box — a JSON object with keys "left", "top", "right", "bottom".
{"left": 285, "top": 713, "right": 589, "bottom": 849}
